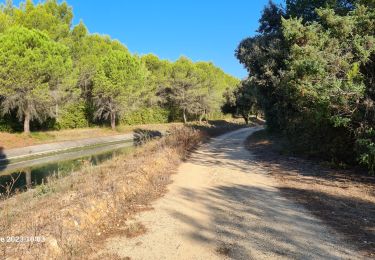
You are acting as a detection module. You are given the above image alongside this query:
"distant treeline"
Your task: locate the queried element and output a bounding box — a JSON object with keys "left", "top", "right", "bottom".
{"left": 0, "top": 0, "right": 239, "bottom": 133}
{"left": 232, "top": 0, "right": 375, "bottom": 172}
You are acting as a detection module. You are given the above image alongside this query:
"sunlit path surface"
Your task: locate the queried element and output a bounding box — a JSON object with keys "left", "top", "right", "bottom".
{"left": 103, "top": 127, "right": 359, "bottom": 259}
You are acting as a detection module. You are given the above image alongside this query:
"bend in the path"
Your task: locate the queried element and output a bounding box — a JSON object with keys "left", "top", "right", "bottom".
{"left": 104, "top": 127, "right": 359, "bottom": 260}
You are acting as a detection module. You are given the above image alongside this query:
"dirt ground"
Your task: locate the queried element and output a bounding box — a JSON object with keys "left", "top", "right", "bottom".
{"left": 246, "top": 130, "right": 375, "bottom": 258}
{"left": 101, "top": 127, "right": 360, "bottom": 259}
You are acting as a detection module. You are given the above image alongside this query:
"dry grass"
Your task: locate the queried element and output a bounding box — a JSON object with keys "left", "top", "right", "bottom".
{"left": 246, "top": 130, "right": 375, "bottom": 258}
{"left": 0, "top": 123, "right": 183, "bottom": 149}
{"left": 0, "top": 126, "right": 202, "bottom": 259}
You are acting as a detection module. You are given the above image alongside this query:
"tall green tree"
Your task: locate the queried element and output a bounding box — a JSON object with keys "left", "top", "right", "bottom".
{"left": 143, "top": 55, "right": 238, "bottom": 123}
{"left": 0, "top": 0, "right": 239, "bottom": 132}
{"left": 194, "top": 62, "right": 239, "bottom": 122}
{"left": 0, "top": 26, "right": 72, "bottom": 133}
{"left": 92, "top": 49, "right": 148, "bottom": 129}
{"left": 14, "top": 0, "right": 73, "bottom": 41}
{"left": 237, "top": 1, "right": 288, "bottom": 131}
{"left": 141, "top": 54, "right": 172, "bottom": 106}
{"left": 223, "top": 79, "right": 260, "bottom": 124}
{"left": 0, "top": 0, "right": 14, "bottom": 32}
{"left": 63, "top": 23, "right": 130, "bottom": 125}
{"left": 286, "top": 0, "right": 356, "bottom": 21}
{"left": 167, "top": 57, "right": 204, "bottom": 123}
{"left": 237, "top": 0, "right": 375, "bottom": 171}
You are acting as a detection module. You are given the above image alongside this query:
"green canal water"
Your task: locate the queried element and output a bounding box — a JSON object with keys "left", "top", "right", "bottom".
{"left": 0, "top": 141, "right": 134, "bottom": 195}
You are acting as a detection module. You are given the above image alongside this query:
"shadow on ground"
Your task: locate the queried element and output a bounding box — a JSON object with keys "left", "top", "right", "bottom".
{"left": 279, "top": 186, "right": 375, "bottom": 255}
{"left": 170, "top": 183, "right": 360, "bottom": 259}
{"left": 187, "top": 128, "right": 259, "bottom": 173}
{"left": 133, "top": 129, "right": 162, "bottom": 146}
{"left": 189, "top": 120, "right": 248, "bottom": 138}
{"left": 246, "top": 130, "right": 375, "bottom": 256}
{"left": 153, "top": 128, "right": 360, "bottom": 258}
{"left": 247, "top": 130, "right": 375, "bottom": 186}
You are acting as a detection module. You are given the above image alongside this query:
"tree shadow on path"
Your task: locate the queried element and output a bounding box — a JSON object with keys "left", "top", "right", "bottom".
{"left": 169, "top": 183, "right": 360, "bottom": 259}
{"left": 163, "top": 128, "right": 364, "bottom": 258}
{"left": 246, "top": 130, "right": 375, "bottom": 257}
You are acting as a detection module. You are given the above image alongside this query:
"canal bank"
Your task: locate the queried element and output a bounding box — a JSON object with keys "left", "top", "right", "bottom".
{"left": 0, "top": 130, "right": 164, "bottom": 192}
{"left": 1, "top": 133, "right": 134, "bottom": 165}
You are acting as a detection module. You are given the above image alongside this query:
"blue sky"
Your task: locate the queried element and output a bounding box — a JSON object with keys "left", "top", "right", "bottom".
{"left": 8, "top": 0, "right": 283, "bottom": 78}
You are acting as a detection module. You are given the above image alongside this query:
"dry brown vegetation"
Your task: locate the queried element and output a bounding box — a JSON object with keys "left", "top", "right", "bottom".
{"left": 246, "top": 130, "right": 375, "bottom": 258}
{"left": 0, "top": 126, "right": 203, "bottom": 259}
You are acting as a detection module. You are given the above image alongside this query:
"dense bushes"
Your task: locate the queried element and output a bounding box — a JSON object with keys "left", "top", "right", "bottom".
{"left": 235, "top": 0, "right": 375, "bottom": 172}
{"left": 121, "top": 107, "right": 170, "bottom": 125}
{"left": 356, "top": 128, "right": 375, "bottom": 173}
{"left": 0, "top": 117, "right": 11, "bottom": 132}
{"left": 0, "top": 113, "right": 23, "bottom": 132}
{"left": 56, "top": 102, "right": 89, "bottom": 129}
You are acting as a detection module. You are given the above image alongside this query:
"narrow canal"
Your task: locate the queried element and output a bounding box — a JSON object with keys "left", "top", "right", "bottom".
{"left": 0, "top": 140, "right": 134, "bottom": 195}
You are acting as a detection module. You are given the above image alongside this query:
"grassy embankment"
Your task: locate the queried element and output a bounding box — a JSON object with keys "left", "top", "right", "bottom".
{"left": 246, "top": 130, "right": 375, "bottom": 257}
{"left": 0, "top": 120, "right": 246, "bottom": 259}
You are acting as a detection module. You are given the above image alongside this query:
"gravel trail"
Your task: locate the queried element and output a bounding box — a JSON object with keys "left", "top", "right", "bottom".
{"left": 105, "top": 127, "right": 360, "bottom": 260}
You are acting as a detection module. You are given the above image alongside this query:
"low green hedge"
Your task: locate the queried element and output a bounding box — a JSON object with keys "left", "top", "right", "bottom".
{"left": 0, "top": 118, "right": 12, "bottom": 132}
{"left": 121, "top": 107, "right": 170, "bottom": 125}
{"left": 56, "top": 102, "right": 89, "bottom": 129}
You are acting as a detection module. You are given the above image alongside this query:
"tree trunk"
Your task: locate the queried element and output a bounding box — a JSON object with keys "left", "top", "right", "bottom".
{"left": 110, "top": 112, "right": 116, "bottom": 130}
{"left": 24, "top": 108, "right": 31, "bottom": 134}
{"left": 183, "top": 108, "right": 187, "bottom": 124}
{"left": 241, "top": 112, "right": 249, "bottom": 125}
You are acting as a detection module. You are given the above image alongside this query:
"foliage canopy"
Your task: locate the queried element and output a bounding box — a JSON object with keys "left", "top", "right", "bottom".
{"left": 235, "top": 0, "right": 375, "bottom": 172}
{"left": 0, "top": 0, "right": 238, "bottom": 133}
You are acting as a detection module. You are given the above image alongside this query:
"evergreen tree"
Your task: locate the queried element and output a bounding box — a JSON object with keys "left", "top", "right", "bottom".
{"left": 92, "top": 50, "right": 147, "bottom": 129}
{"left": 0, "top": 26, "right": 72, "bottom": 133}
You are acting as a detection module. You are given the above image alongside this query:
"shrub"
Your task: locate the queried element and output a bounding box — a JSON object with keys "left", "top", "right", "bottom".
{"left": 56, "top": 102, "right": 89, "bottom": 129}
{"left": 207, "top": 111, "right": 231, "bottom": 121}
{"left": 356, "top": 128, "right": 375, "bottom": 174}
{"left": 33, "top": 182, "right": 55, "bottom": 197}
{"left": 0, "top": 113, "right": 23, "bottom": 132}
{"left": 121, "top": 107, "right": 170, "bottom": 125}
{"left": 0, "top": 118, "right": 12, "bottom": 132}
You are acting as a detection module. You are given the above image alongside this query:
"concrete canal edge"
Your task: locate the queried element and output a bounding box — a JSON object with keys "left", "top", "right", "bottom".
{"left": 0, "top": 134, "right": 134, "bottom": 165}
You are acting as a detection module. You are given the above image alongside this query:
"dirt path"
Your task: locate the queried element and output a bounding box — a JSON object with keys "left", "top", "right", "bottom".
{"left": 104, "top": 127, "right": 359, "bottom": 259}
